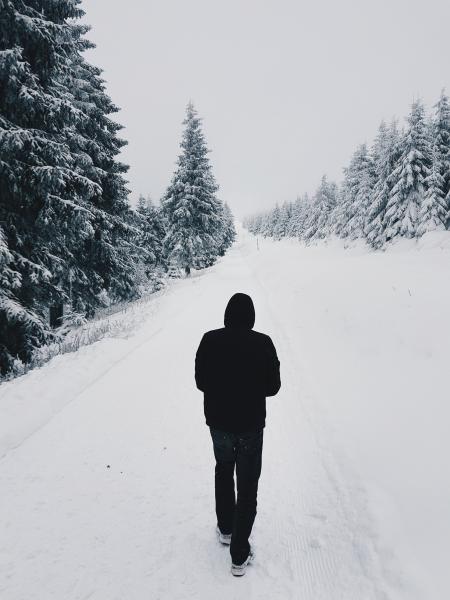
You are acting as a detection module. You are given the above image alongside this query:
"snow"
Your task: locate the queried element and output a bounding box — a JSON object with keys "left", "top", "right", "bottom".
{"left": 1, "top": 225, "right": 449, "bottom": 599}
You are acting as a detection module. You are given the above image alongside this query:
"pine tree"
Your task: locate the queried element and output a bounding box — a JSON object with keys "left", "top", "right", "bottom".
{"left": 417, "top": 145, "right": 447, "bottom": 234}
{"left": 56, "top": 19, "right": 144, "bottom": 311}
{"left": 365, "top": 121, "right": 401, "bottom": 248}
{"left": 268, "top": 204, "right": 281, "bottom": 238}
{"left": 384, "top": 100, "right": 431, "bottom": 240}
{"left": 0, "top": 1, "right": 137, "bottom": 373}
{"left": 261, "top": 212, "right": 272, "bottom": 237}
{"left": 162, "top": 102, "right": 225, "bottom": 275}
{"left": 0, "top": 0, "right": 95, "bottom": 368}
{"left": 244, "top": 94, "right": 450, "bottom": 248}
{"left": 135, "top": 195, "right": 166, "bottom": 285}
{"left": 215, "top": 201, "right": 236, "bottom": 256}
{"left": 337, "top": 144, "right": 375, "bottom": 239}
{"left": 244, "top": 212, "right": 266, "bottom": 237}
{"left": 304, "top": 175, "right": 338, "bottom": 242}
{"left": 286, "top": 195, "right": 308, "bottom": 238}
{"left": 430, "top": 90, "right": 450, "bottom": 228}
{"left": 0, "top": 225, "right": 48, "bottom": 374}
{"left": 272, "top": 202, "right": 292, "bottom": 239}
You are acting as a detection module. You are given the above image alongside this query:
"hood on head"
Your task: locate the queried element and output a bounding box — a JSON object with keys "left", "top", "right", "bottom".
{"left": 224, "top": 293, "right": 255, "bottom": 329}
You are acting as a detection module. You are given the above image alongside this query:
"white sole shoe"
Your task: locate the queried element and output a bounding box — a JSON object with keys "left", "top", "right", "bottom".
{"left": 231, "top": 548, "right": 255, "bottom": 577}
{"left": 216, "top": 525, "right": 232, "bottom": 545}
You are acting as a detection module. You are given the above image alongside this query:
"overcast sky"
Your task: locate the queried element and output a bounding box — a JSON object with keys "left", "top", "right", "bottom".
{"left": 82, "top": 0, "right": 449, "bottom": 218}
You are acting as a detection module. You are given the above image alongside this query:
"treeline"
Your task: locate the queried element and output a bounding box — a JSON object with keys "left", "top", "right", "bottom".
{"left": 0, "top": 1, "right": 234, "bottom": 377}
{"left": 244, "top": 93, "right": 450, "bottom": 248}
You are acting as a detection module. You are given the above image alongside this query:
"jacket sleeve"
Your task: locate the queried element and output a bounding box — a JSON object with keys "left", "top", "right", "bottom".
{"left": 265, "top": 336, "right": 281, "bottom": 396}
{"left": 195, "top": 333, "right": 208, "bottom": 392}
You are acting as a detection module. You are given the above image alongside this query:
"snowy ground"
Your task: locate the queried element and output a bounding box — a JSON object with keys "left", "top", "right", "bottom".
{"left": 1, "top": 226, "right": 449, "bottom": 600}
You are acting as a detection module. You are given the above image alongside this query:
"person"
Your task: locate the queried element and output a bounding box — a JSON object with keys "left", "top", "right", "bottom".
{"left": 195, "top": 292, "right": 281, "bottom": 576}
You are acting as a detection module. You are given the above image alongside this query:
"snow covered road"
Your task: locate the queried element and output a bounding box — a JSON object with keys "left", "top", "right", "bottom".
{"left": 1, "top": 227, "right": 449, "bottom": 599}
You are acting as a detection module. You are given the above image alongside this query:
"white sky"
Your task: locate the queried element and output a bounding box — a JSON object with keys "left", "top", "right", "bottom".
{"left": 82, "top": 0, "right": 449, "bottom": 218}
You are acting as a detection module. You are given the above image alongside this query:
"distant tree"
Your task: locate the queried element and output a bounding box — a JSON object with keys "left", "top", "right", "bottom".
{"left": 244, "top": 94, "right": 450, "bottom": 249}
{"left": 337, "top": 144, "right": 375, "bottom": 239}
{"left": 286, "top": 195, "right": 309, "bottom": 238}
{"left": 365, "top": 121, "right": 402, "bottom": 248}
{"left": 266, "top": 204, "right": 280, "bottom": 238}
{"left": 215, "top": 202, "right": 236, "bottom": 255}
{"left": 244, "top": 212, "right": 266, "bottom": 237}
{"left": 272, "top": 202, "right": 292, "bottom": 239}
{"left": 417, "top": 145, "right": 447, "bottom": 234}
{"left": 431, "top": 90, "right": 450, "bottom": 227}
{"left": 384, "top": 100, "right": 431, "bottom": 240}
{"left": 304, "top": 175, "right": 338, "bottom": 242}
{"left": 136, "top": 196, "right": 166, "bottom": 272}
{"left": 162, "top": 102, "right": 227, "bottom": 275}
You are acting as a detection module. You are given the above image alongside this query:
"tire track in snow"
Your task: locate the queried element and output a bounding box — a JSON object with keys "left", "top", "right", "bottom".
{"left": 236, "top": 242, "right": 341, "bottom": 599}
{"left": 226, "top": 232, "right": 343, "bottom": 598}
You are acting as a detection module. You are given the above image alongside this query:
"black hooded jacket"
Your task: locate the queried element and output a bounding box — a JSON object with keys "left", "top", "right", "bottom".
{"left": 195, "top": 293, "right": 281, "bottom": 433}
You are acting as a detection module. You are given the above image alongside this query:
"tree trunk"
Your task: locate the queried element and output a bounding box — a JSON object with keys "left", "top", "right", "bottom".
{"left": 49, "top": 303, "right": 64, "bottom": 328}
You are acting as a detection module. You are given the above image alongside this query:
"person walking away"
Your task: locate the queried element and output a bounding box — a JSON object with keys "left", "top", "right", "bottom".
{"left": 195, "top": 292, "right": 281, "bottom": 576}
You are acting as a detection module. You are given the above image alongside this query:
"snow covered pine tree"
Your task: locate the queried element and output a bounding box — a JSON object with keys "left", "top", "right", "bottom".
{"left": 0, "top": 0, "right": 87, "bottom": 373}
{"left": 162, "top": 102, "right": 234, "bottom": 276}
{"left": 384, "top": 100, "right": 431, "bottom": 241}
{"left": 365, "top": 121, "right": 401, "bottom": 248}
{"left": 417, "top": 90, "right": 450, "bottom": 234}
{"left": 244, "top": 93, "right": 449, "bottom": 250}
{"left": 134, "top": 196, "right": 167, "bottom": 290}
{"left": 0, "top": 0, "right": 140, "bottom": 375}
{"left": 304, "top": 175, "right": 338, "bottom": 242}
{"left": 337, "top": 144, "right": 375, "bottom": 240}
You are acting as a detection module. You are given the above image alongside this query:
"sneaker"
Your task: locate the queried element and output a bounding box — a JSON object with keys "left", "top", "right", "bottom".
{"left": 231, "top": 547, "right": 255, "bottom": 577}
{"left": 216, "top": 525, "right": 232, "bottom": 545}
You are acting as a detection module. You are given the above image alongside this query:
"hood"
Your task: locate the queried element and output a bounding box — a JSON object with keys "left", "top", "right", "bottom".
{"left": 224, "top": 293, "right": 255, "bottom": 329}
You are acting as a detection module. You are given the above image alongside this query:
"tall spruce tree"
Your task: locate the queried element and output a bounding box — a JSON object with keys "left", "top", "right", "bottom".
{"left": 286, "top": 194, "right": 309, "bottom": 238}
{"left": 384, "top": 100, "right": 431, "bottom": 240}
{"left": 162, "top": 102, "right": 227, "bottom": 275}
{"left": 337, "top": 144, "right": 375, "bottom": 239}
{"left": 365, "top": 121, "right": 401, "bottom": 248}
{"left": 0, "top": 224, "right": 47, "bottom": 373}
{"left": 135, "top": 195, "right": 166, "bottom": 285}
{"left": 0, "top": 0, "right": 93, "bottom": 371}
{"left": 417, "top": 144, "right": 447, "bottom": 234}
{"left": 431, "top": 90, "right": 450, "bottom": 228}
{"left": 0, "top": 0, "right": 137, "bottom": 374}
{"left": 304, "top": 175, "right": 338, "bottom": 242}
{"left": 272, "top": 202, "right": 292, "bottom": 239}
{"left": 215, "top": 201, "right": 236, "bottom": 255}
{"left": 62, "top": 48, "right": 139, "bottom": 309}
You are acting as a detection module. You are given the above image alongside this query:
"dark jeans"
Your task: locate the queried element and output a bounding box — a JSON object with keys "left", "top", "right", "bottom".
{"left": 209, "top": 426, "right": 264, "bottom": 565}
